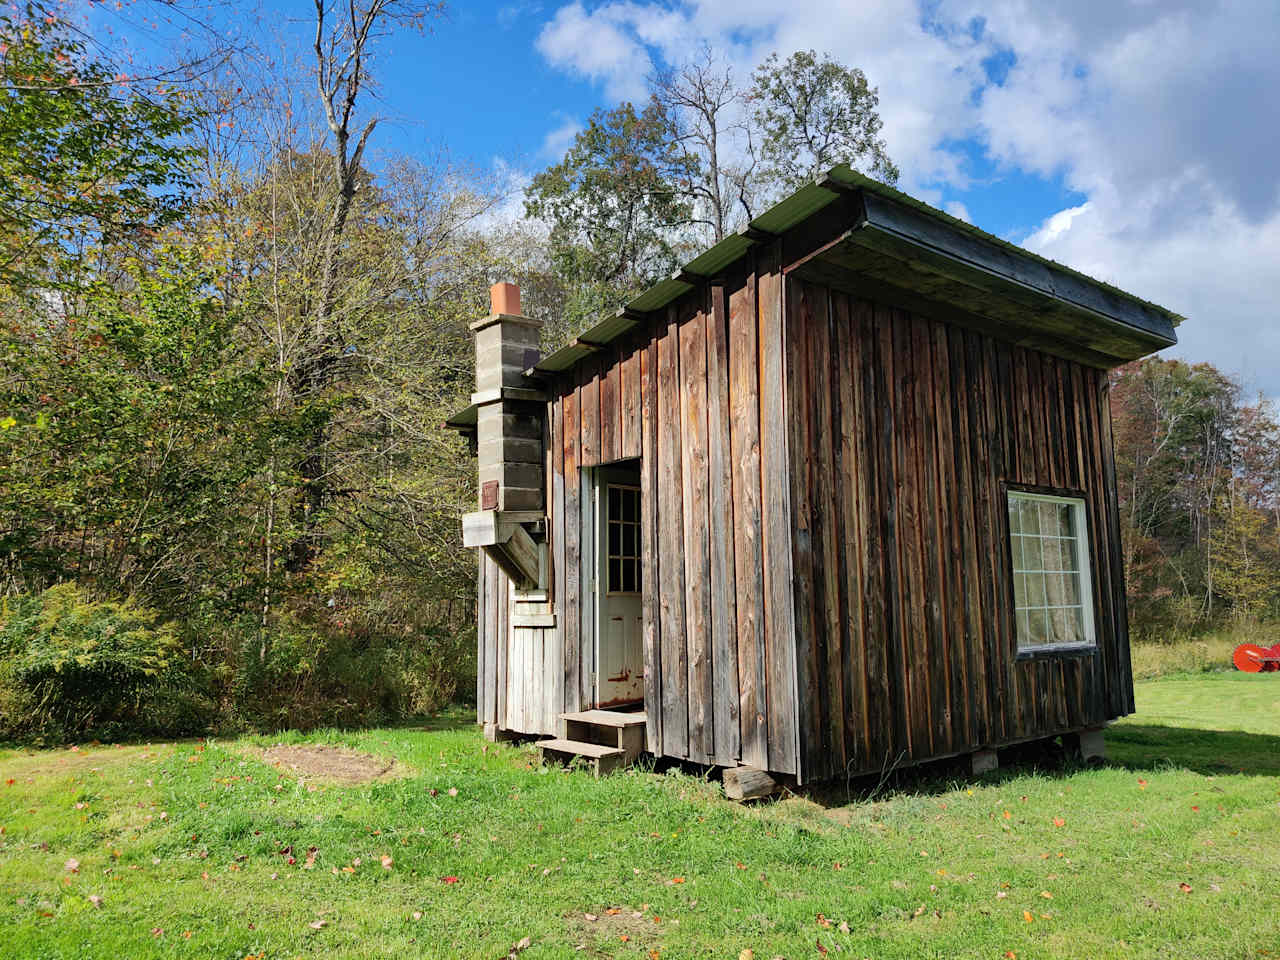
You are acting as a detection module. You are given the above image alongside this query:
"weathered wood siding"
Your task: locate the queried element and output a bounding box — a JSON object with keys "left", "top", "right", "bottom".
{"left": 542, "top": 248, "right": 800, "bottom": 774}
{"left": 785, "top": 275, "right": 1134, "bottom": 782}
{"left": 476, "top": 554, "right": 561, "bottom": 736}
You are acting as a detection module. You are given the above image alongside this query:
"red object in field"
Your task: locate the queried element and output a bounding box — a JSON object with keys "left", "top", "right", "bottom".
{"left": 1233, "top": 642, "right": 1280, "bottom": 673}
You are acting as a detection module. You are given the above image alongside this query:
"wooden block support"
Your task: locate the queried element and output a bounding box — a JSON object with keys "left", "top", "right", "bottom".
{"left": 971, "top": 748, "right": 999, "bottom": 775}
{"left": 723, "top": 766, "right": 781, "bottom": 801}
{"left": 1077, "top": 727, "right": 1106, "bottom": 762}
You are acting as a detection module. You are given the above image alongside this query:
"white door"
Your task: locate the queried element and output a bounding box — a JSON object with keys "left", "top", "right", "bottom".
{"left": 595, "top": 474, "right": 644, "bottom": 706}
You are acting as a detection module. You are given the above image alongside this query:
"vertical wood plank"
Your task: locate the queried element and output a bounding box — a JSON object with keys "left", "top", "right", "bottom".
{"left": 728, "top": 263, "right": 768, "bottom": 771}
{"left": 680, "top": 299, "right": 714, "bottom": 764}
{"left": 758, "top": 243, "right": 798, "bottom": 775}
{"left": 640, "top": 332, "right": 663, "bottom": 752}
{"left": 812, "top": 283, "right": 845, "bottom": 775}
{"left": 949, "top": 325, "right": 988, "bottom": 746}
{"left": 621, "top": 338, "right": 642, "bottom": 460}
{"left": 581, "top": 358, "right": 601, "bottom": 468}
{"left": 911, "top": 314, "right": 949, "bottom": 756}
{"left": 834, "top": 291, "right": 869, "bottom": 771}
{"left": 786, "top": 278, "right": 821, "bottom": 777}
{"left": 657, "top": 305, "right": 689, "bottom": 758}
{"left": 600, "top": 350, "right": 620, "bottom": 464}
{"left": 562, "top": 380, "right": 581, "bottom": 714}
{"left": 895, "top": 310, "right": 930, "bottom": 759}
{"left": 930, "top": 322, "right": 967, "bottom": 752}
{"left": 875, "top": 303, "right": 911, "bottom": 763}
{"left": 707, "top": 282, "right": 741, "bottom": 764}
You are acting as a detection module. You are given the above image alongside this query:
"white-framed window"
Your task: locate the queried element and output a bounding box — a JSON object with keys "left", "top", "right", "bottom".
{"left": 1007, "top": 489, "right": 1096, "bottom": 651}
{"left": 605, "top": 483, "right": 641, "bottom": 595}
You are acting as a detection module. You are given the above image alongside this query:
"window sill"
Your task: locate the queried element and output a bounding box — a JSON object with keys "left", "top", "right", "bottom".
{"left": 1015, "top": 643, "right": 1097, "bottom": 661}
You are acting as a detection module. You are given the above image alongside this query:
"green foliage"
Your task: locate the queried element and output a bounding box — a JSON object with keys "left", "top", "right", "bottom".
{"left": 0, "top": 256, "right": 275, "bottom": 609}
{"left": 0, "top": 4, "right": 195, "bottom": 287}
{"left": 524, "top": 101, "right": 697, "bottom": 332}
{"left": 749, "top": 49, "right": 898, "bottom": 191}
{"left": 0, "top": 583, "right": 199, "bottom": 739}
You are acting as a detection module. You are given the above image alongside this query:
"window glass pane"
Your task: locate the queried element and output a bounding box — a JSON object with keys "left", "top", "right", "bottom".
{"left": 1010, "top": 534, "right": 1025, "bottom": 571}
{"left": 1008, "top": 499, "right": 1022, "bottom": 534}
{"left": 1022, "top": 499, "right": 1041, "bottom": 535}
{"left": 1061, "top": 535, "right": 1079, "bottom": 572}
{"left": 1013, "top": 572, "right": 1027, "bottom": 609}
{"left": 1041, "top": 537, "right": 1061, "bottom": 572}
{"left": 608, "top": 487, "right": 619, "bottom": 520}
{"left": 1028, "top": 573, "right": 1047, "bottom": 606}
{"left": 1028, "top": 610, "right": 1049, "bottom": 645}
{"left": 1058, "top": 503, "right": 1073, "bottom": 537}
{"left": 1023, "top": 536, "right": 1043, "bottom": 572}
{"left": 609, "top": 558, "right": 621, "bottom": 592}
{"left": 608, "top": 522, "right": 620, "bottom": 556}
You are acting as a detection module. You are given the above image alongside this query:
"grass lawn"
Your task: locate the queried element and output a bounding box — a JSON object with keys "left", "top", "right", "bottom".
{"left": 3, "top": 674, "right": 1280, "bottom": 959}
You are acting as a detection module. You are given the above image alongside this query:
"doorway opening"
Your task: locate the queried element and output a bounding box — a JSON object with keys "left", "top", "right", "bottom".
{"left": 587, "top": 460, "right": 644, "bottom": 708}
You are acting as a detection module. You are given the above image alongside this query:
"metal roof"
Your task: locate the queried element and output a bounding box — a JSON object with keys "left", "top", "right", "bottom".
{"left": 447, "top": 165, "right": 1184, "bottom": 429}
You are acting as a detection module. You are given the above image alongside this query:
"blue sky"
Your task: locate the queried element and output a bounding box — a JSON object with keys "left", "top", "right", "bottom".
{"left": 93, "top": 0, "right": 1280, "bottom": 398}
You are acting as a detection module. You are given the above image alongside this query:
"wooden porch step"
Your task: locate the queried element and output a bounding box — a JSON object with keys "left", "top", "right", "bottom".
{"left": 558, "top": 709, "right": 646, "bottom": 728}
{"left": 538, "top": 738, "right": 627, "bottom": 777}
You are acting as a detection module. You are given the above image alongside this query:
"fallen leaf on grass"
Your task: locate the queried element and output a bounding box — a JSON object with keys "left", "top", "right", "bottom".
{"left": 309, "top": 919, "right": 328, "bottom": 929}
{"left": 1052, "top": 817, "right": 1065, "bottom": 827}
{"left": 584, "top": 914, "right": 598, "bottom": 922}
{"left": 816, "top": 939, "right": 828, "bottom": 955}
{"left": 816, "top": 913, "right": 831, "bottom": 928}
{"left": 412, "top": 911, "right": 423, "bottom": 921}
{"left": 838, "top": 920, "right": 850, "bottom": 933}
{"left": 1023, "top": 911, "right": 1034, "bottom": 923}
{"left": 88, "top": 895, "right": 103, "bottom": 909}
{"left": 739, "top": 951, "right": 754, "bottom": 960}
{"left": 381, "top": 855, "right": 393, "bottom": 870}
{"left": 151, "top": 928, "right": 163, "bottom": 938}
{"left": 64, "top": 858, "right": 79, "bottom": 874}
{"left": 1041, "top": 891, "right": 1053, "bottom": 899}
{"left": 1179, "top": 883, "right": 1192, "bottom": 894}
{"left": 440, "top": 875, "right": 459, "bottom": 884}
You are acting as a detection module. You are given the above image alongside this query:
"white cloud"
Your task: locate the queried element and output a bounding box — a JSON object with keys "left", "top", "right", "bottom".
{"left": 540, "top": 116, "right": 582, "bottom": 160}
{"left": 944, "top": 200, "right": 973, "bottom": 224}
{"left": 529, "top": 0, "right": 1280, "bottom": 394}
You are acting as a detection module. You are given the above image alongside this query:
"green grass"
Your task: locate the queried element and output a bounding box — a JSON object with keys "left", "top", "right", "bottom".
{"left": 3, "top": 679, "right": 1280, "bottom": 959}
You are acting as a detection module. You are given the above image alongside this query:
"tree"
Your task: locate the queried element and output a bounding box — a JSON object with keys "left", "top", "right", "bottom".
{"left": 524, "top": 101, "right": 697, "bottom": 331}
{"left": 0, "top": 4, "right": 196, "bottom": 288}
{"left": 651, "top": 45, "right": 750, "bottom": 243}
{"left": 748, "top": 49, "right": 898, "bottom": 193}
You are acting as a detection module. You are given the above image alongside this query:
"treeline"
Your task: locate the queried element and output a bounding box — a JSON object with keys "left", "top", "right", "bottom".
{"left": 1112, "top": 358, "right": 1280, "bottom": 639}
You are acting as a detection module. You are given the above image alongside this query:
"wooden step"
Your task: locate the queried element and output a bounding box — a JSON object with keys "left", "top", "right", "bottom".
{"left": 538, "top": 738, "right": 627, "bottom": 777}
{"left": 558, "top": 709, "right": 646, "bottom": 728}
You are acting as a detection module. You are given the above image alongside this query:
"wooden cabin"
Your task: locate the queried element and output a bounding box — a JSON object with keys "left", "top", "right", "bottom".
{"left": 447, "top": 166, "right": 1181, "bottom": 787}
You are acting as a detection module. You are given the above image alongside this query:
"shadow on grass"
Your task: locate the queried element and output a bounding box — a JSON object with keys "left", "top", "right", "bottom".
{"left": 787, "top": 724, "right": 1280, "bottom": 810}
{"left": 1106, "top": 723, "right": 1280, "bottom": 777}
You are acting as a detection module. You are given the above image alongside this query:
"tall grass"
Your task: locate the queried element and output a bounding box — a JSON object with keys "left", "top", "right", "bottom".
{"left": 1129, "top": 621, "right": 1279, "bottom": 680}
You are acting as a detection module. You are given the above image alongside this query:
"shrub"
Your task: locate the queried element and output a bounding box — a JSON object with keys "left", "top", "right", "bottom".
{"left": 0, "top": 583, "right": 205, "bottom": 741}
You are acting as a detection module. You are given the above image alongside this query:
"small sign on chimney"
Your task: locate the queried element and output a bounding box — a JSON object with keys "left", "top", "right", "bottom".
{"left": 481, "top": 479, "right": 499, "bottom": 511}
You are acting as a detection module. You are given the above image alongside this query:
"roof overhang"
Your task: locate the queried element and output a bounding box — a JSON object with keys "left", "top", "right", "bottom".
{"left": 794, "top": 187, "right": 1178, "bottom": 367}
{"left": 448, "top": 165, "right": 1181, "bottom": 430}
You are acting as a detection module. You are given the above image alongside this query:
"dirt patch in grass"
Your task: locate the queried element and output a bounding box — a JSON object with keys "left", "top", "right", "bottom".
{"left": 257, "top": 744, "right": 405, "bottom": 785}
{"left": 567, "top": 906, "right": 663, "bottom": 958}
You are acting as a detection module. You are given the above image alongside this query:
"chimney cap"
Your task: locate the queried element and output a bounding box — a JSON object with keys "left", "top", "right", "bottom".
{"left": 489, "top": 282, "right": 521, "bottom": 318}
